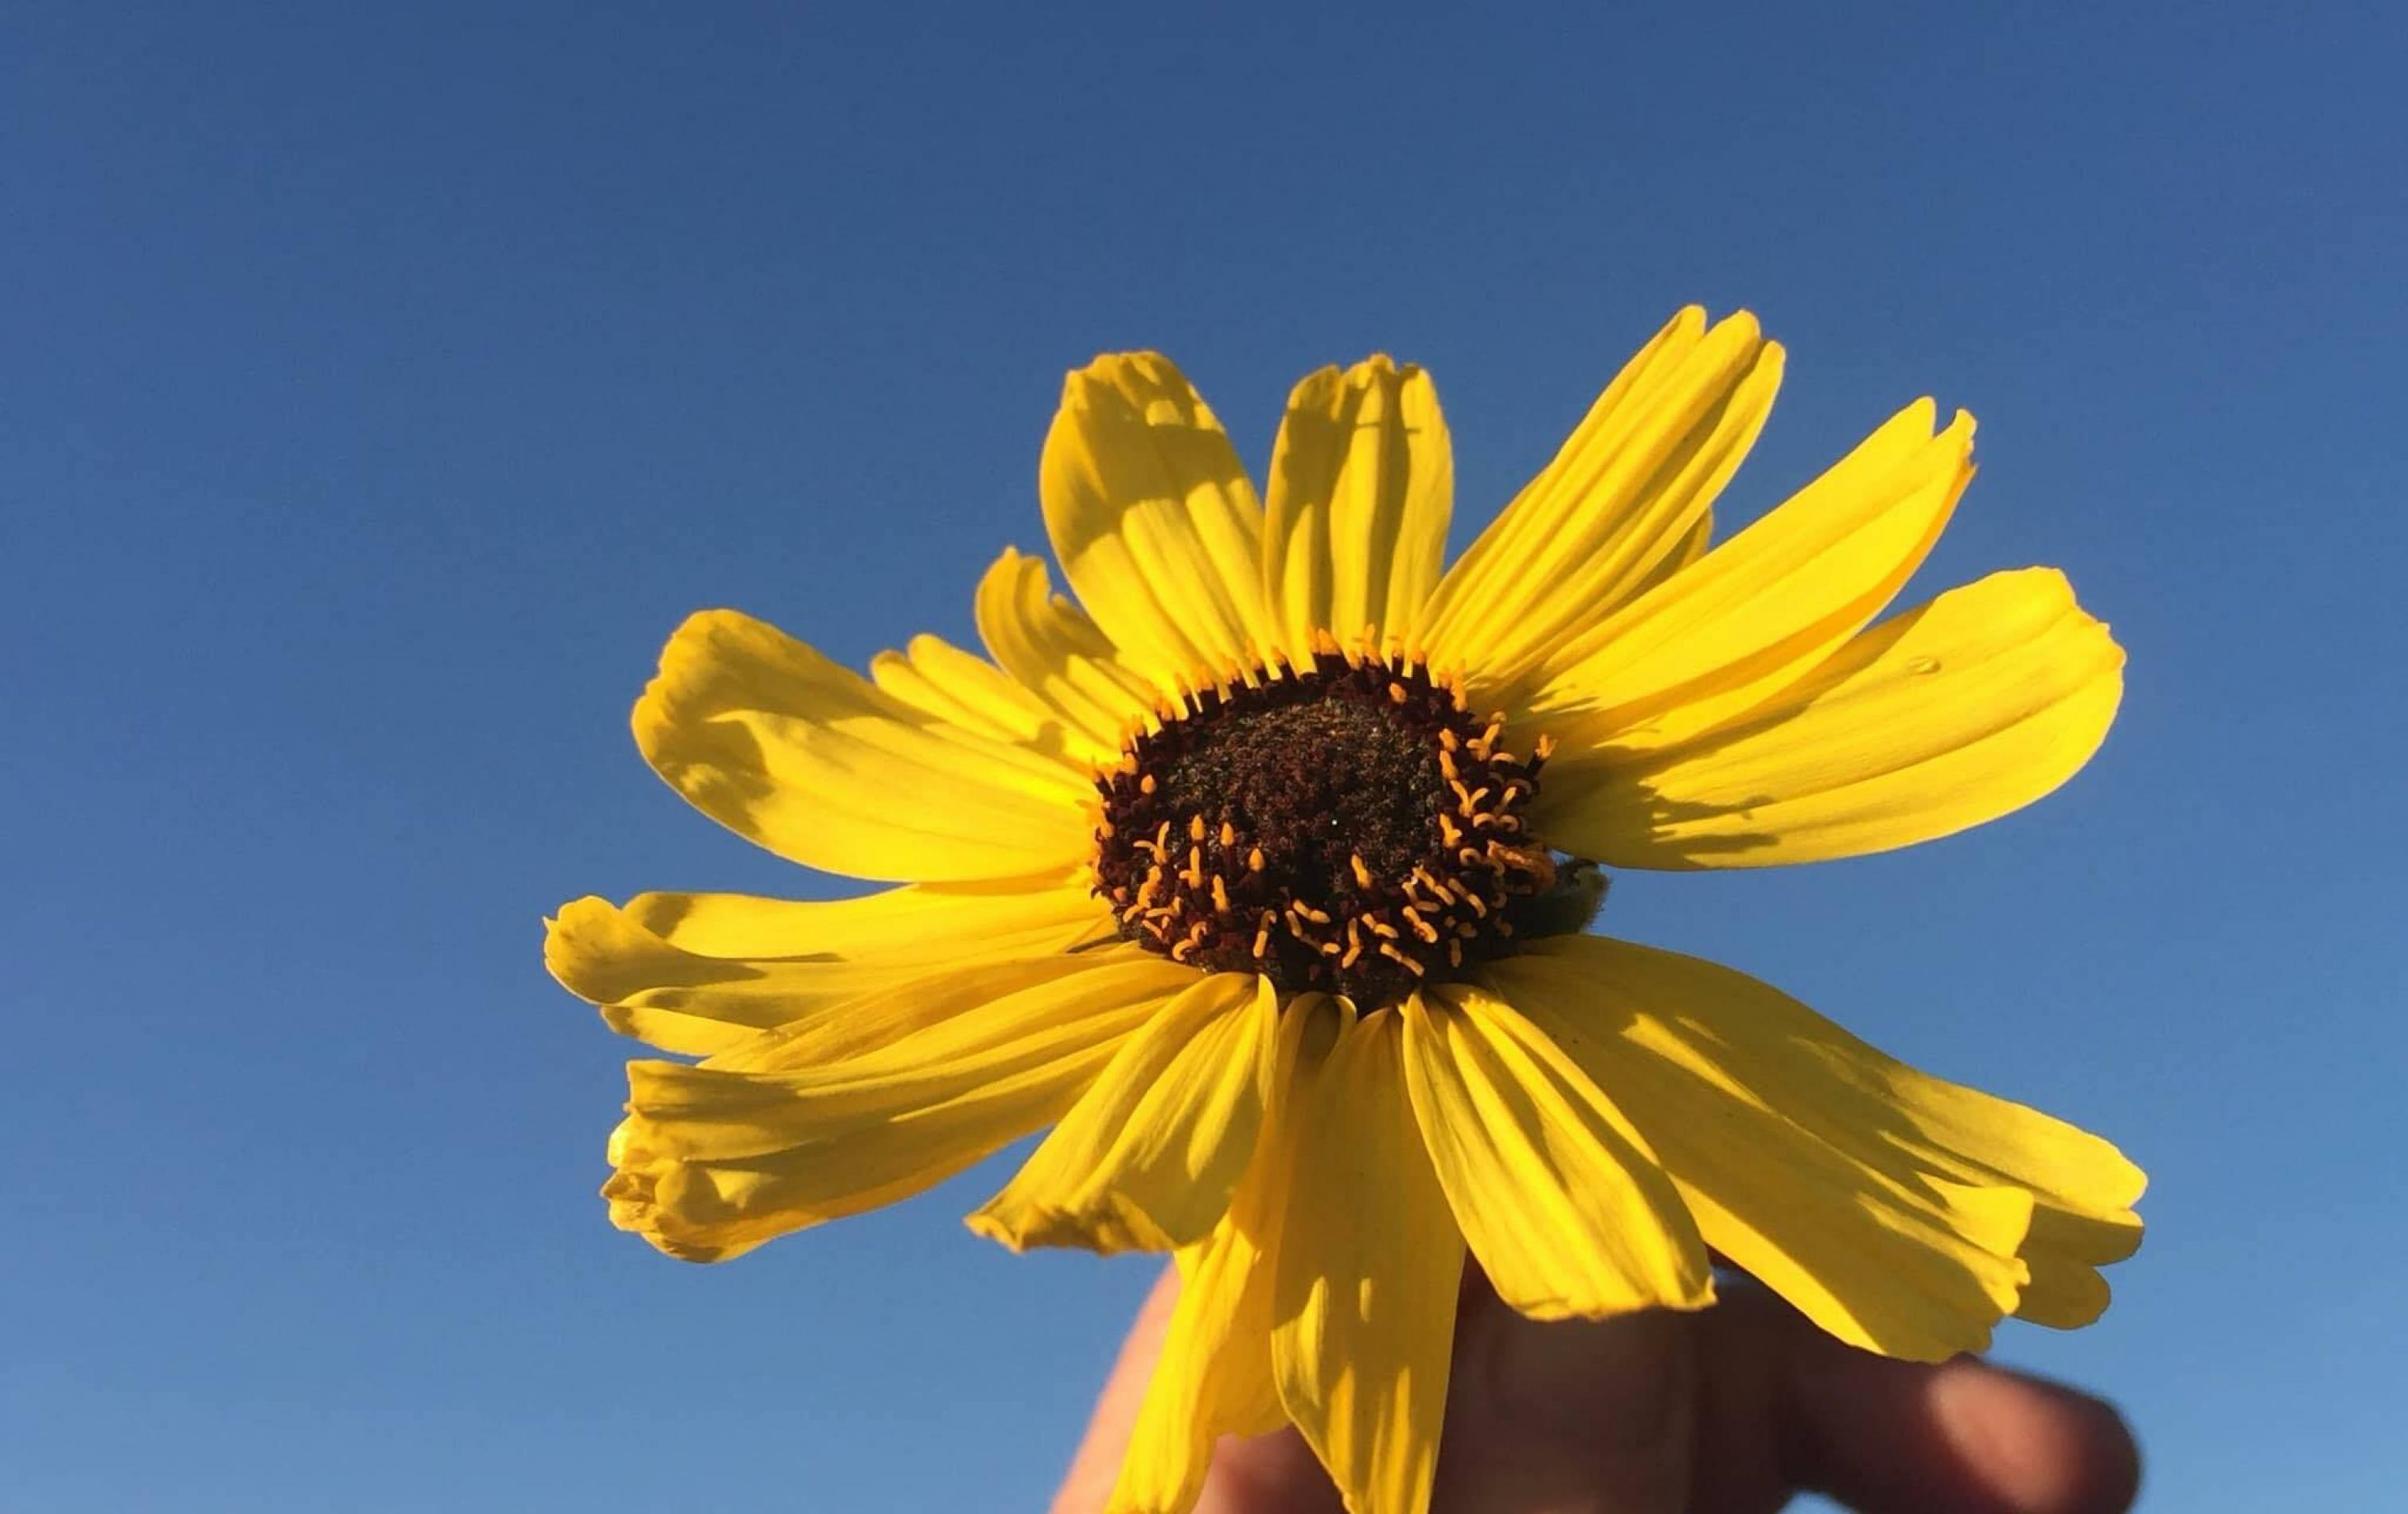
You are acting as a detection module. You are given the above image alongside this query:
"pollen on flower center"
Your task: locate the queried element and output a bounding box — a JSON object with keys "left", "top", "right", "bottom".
{"left": 1091, "top": 640, "right": 1561, "bottom": 1006}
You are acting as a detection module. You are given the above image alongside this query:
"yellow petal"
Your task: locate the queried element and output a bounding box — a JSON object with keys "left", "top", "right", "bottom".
{"left": 617, "top": 868, "right": 1104, "bottom": 958}
{"left": 1520, "top": 935, "right": 2140, "bottom": 1333}
{"left": 1109, "top": 1235, "right": 1276, "bottom": 1514}
{"left": 973, "top": 547, "right": 1163, "bottom": 753}
{"left": 1262, "top": 357, "right": 1452, "bottom": 658}
{"left": 1107, "top": 998, "right": 1335, "bottom": 1514}
{"left": 705, "top": 950, "right": 1148, "bottom": 1073}
{"left": 603, "top": 1119, "right": 759, "bottom": 1262}
{"left": 634, "top": 609, "right": 1097, "bottom": 882}
{"left": 1272, "top": 1010, "right": 1461, "bottom": 1514}
{"left": 1489, "top": 936, "right": 2141, "bottom": 1360}
{"left": 1041, "top": 353, "right": 1284, "bottom": 691}
{"left": 545, "top": 877, "right": 1112, "bottom": 1055}
{"left": 608, "top": 956, "right": 1196, "bottom": 1259}
{"left": 1418, "top": 308, "right": 1783, "bottom": 693}
{"left": 870, "top": 632, "right": 1120, "bottom": 766}
{"left": 1538, "top": 567, "right": 2123, "bottom": 869}
{"left": 2014, "top": 1205, "right": 2145, "bottom": 1329}
{"left": 970, "top": 974, "right": 1279, "bottom": 1254}
{"left": 1528, "top": 401, "right": 1974, "bottom": 758}
{"left": 1627, "top": 504, "right": 1714, "bottom": 600}
{"left": 1402, "top": 987, "right": 1713, "bottom": 1321}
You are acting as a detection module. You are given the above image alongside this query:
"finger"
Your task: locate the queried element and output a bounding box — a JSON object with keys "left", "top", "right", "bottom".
{"left": 1066, "top": 1269, "right": 2139, "bottom": 1514}
{"left": 1751, "top": 1291, "right": 2142, "bottom": 1514}
{"left": 1432, "top": 1275, "right": 2138, "bottom": 1514}
{"left": 1432, "top": 1267, "right": 1700, "bottom": 1514}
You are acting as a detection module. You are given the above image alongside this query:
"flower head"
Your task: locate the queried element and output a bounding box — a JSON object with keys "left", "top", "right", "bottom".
{"left": 547, "top": 309, "right": 2143, "bottom": 1514}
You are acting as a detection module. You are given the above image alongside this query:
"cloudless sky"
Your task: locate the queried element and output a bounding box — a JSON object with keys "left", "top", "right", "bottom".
{"left": 4, "top": 4, "right": 2402, "bottom": 1510}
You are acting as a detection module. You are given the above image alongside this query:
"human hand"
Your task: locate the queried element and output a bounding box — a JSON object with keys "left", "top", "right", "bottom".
{"left": 1054, "top": 1265, "right": 2140, "bottom": 1514}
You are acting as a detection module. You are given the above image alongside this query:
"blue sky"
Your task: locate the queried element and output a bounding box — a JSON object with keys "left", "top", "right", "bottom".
{"left": 3, "top": 4, "right": 2400, "bottom": 1510}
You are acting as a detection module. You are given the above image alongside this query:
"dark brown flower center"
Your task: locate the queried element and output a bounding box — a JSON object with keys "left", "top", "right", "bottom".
{"left": 1091, "top": 648, "right": 1569, "bottom": 1006}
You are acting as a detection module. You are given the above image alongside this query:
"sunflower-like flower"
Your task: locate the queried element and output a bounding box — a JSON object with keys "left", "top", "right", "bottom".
{"left": 546, "top": 308, "right": 2144, "bottom": 1514}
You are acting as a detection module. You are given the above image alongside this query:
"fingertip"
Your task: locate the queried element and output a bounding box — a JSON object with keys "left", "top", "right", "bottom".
{"left": 1771, "top": 1302, "right": 2142, "bottom": 1514}
{"left": 1929, "top": 1361, "right": 2142, "bottom": 1514}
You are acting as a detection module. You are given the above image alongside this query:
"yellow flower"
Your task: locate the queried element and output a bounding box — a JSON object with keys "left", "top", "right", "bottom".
{"left": 547, "top": 308, "right": 2144, "bottom": 1514}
